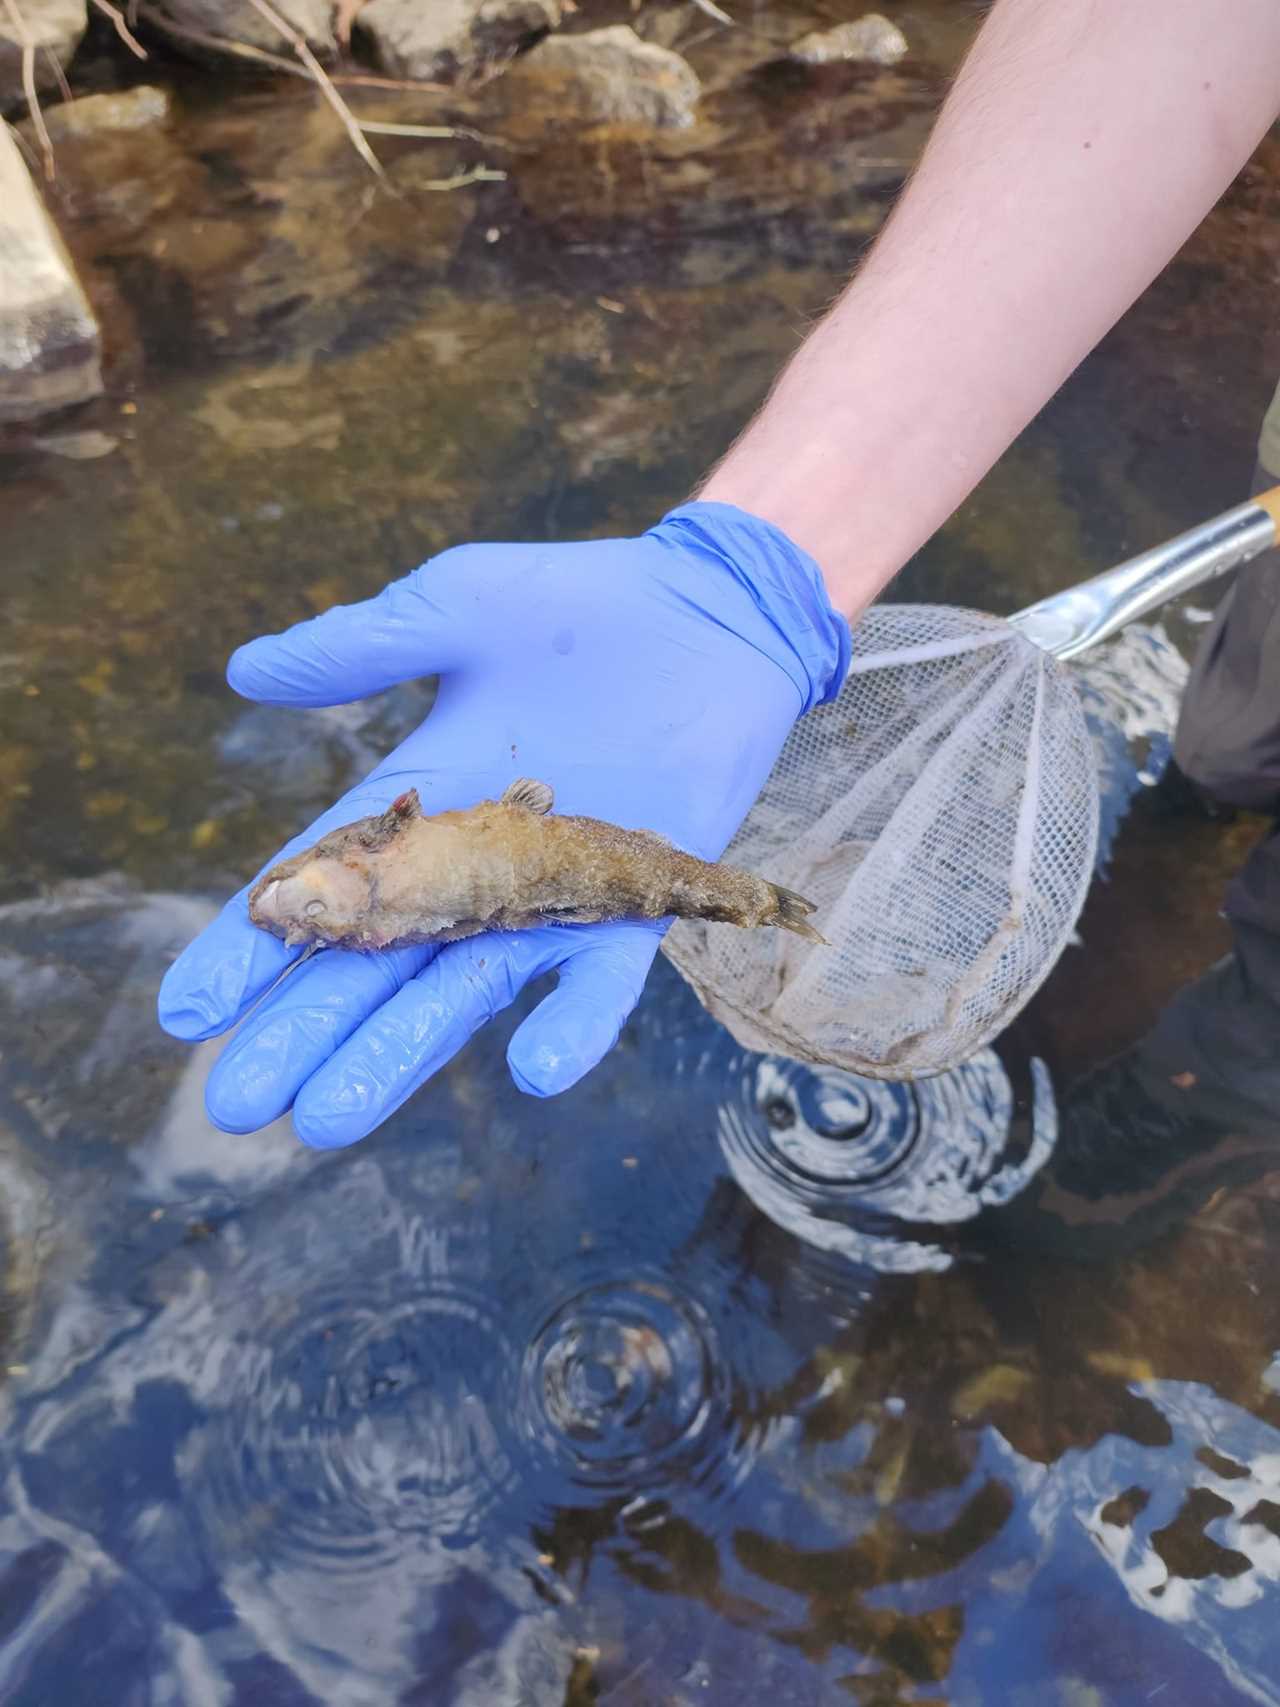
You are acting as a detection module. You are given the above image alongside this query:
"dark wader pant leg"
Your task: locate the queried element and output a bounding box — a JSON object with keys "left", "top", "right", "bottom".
{"left": 1173, "top": 382, "right": 1280, "bottom": 988}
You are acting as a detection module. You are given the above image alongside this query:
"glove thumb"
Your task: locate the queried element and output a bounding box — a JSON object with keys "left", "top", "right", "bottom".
{"left": 228, "top": 560, "right": 471, "bottom": 708}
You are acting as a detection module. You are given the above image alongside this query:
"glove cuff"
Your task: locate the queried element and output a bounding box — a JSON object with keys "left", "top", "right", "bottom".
{"left": 651, "top": 501, "right": 852, "bottom": 716}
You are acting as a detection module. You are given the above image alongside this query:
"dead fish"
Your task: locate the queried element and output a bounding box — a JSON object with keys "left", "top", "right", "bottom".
{"left": 248, "top": 778, "right": 825, "bottom": 951}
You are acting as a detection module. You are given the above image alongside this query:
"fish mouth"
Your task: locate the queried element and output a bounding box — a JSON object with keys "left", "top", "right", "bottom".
{"left": 248, "top": 877, "right": 285, "bottom": 927}
{"left": 248, "top": 875, "right": 317, "bottom": 941}
{"left": 248, "top": 859, "right": 372, "bottom": 946}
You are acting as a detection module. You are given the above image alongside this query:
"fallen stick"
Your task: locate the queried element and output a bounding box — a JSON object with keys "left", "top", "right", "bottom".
{"left": 44, "top": 42, "right": 72, "bottom": 101}
{"left": 687, "top": 0, "right": 734, "bottom": 23}
{"left": 90, "top": 0, "right": 147, "bottom": 57}
{"left": 419, "top": 164, "right": 506, "bottom": 191}
{"left": 354, "top": 118, "right": 509, "bottom": 148}
{"left": 134, "top": 5, "right": 451, "bottom": 91}
{"left": 241, "top": 0, "right": 384, "bottom": 176}
{"left": 2, "top": 0, "right": 52, "bottom": 177}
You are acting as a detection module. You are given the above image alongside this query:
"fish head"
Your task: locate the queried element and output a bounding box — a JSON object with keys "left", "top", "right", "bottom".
{"left": 249, "top": 852, "right": 376, "bottom": 947}
{"left": 247, "top": 791, "right": 424, "bottom": 947}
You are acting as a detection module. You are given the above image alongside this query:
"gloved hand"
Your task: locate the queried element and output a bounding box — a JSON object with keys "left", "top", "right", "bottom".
{"left": 158, "top": 501, "right": 850, "bottom": 1147}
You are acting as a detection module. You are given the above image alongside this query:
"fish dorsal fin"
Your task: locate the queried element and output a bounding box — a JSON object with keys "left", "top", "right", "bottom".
{"left": 359, "top": 788, "right": 422, "bottom": 849}
{"left": 501, "top": 778, "right": 554, "bottom": 815}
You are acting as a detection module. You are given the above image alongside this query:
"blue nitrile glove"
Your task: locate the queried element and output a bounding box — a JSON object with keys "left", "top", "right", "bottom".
{"left": 158, "top": 502, "right": 850, "bottom": 1147}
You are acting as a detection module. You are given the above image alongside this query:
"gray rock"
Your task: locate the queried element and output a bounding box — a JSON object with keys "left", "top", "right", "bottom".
{"left": 0, "top": 122, "right": 102, "bottom": 422}
{"left": 504, "top": 25, "right": 701, "bottom": 130}
{"left": 360, "top": 0, "right": 561, "bottom": 83}
{"left": 0, "top": 0, "right": 86, "bottom": 113}
{"left": 147, "top": 0, "right": 336, "bottom": 59}
{"left": 789, "top": 12, "right": 908, "bottom": 67}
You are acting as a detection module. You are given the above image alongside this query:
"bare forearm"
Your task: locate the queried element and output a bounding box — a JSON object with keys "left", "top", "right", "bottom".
{"left": 701, "top": 0, "right": 1280, "bottom": 616}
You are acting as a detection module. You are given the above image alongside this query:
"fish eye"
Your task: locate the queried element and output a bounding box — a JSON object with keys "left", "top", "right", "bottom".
{"left": 305, "top": 899, "right": 327, "bottom": 919}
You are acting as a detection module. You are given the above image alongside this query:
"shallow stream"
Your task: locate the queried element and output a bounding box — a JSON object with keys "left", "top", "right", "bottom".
{"left": 3, "top": 5, "right": 1280, "bottom": 1700}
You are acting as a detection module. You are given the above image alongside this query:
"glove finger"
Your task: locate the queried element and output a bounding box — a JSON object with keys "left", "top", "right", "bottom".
{"left": 506, "top": 922, "right": 664, "bottom": 1098}
{"left": 158, "top": 888, "right": 296, "bottom": 1043}
{"left": 291, "top": 929, "right": 560, "bottom": 1149}
{"left": 227, "top": 562, "right": 471, "bottom": 708}
{"left": 202, "top": 941, "right": 435, "bottom": 1134}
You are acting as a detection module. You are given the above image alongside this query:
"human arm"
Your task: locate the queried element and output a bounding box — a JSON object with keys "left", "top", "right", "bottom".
{"left": 702, "top": 0, "right": 1280, "bottom": 615}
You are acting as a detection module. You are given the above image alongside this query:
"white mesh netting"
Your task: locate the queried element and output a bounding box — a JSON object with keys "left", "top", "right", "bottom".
{"left": 662, "top": 605, "right": 1100, "bottom": 1078}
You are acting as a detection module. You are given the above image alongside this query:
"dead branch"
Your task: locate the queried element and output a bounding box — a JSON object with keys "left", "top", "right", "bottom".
{"left": 2, "top": 0, "right": 52, "bottom": 178}
{"left": 355, "top": 118, "right": 510, "bottom": 148}
{"left": 90, "top": 0, "right": 148, "bottom": 58}
{"left": 44, "top": 42, "right": 71, "bottom": 101}
{"left": 134, "top": 6, "right": 317, "bottom": 73}
{"left": 688, "top": 0, "right": 734, "bottom": 24}
{"left": 334, "top": 0, "right": 365, "bottom": 50}
{"left": 133, "top": 6, "right": 451, "bottom": 91}
{"left": 320, "top": 68, "right": 452, "bottom": 92}
{"left": 419, "top": 164, "right": 506, "bottom": 192}
{"left": 241, "top": 0, "right": 384, "bottom": 176}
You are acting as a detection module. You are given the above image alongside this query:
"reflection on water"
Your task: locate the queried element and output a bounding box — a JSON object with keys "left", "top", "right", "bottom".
{"left": 717, "top": 1049, "right": 1056, "bottom": 1272}
{"left": 2, "top": 877, "right": 1280, "bottom": 1698}
{"left": 518, "top": 1271, "right": 742, "bottom": 1505}
{"left": 1072, "top": 619, "right": 1191, "bottom": 869}
{"left": 3, "top": 2, "right": 1280, "bottom": 1698}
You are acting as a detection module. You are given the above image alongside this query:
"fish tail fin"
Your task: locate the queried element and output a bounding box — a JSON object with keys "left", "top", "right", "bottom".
{"left": 769, "top": 884, "right": 828, "bottom": 945}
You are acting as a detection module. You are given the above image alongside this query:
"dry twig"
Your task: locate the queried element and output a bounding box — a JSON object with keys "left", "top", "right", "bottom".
{"left": 2, "top": 0, "right": 52, "bottom": 177}
{"left": 334, "top": 0, "right": 365, "bottom": 49}
{"left": 688, "top": 0, "right": 734, "bottom": 24}
{"left": 90, "top": 0, "right": 148, "bottom": 57}
{"left": 419, "top": 164, "right": 505, "bottom": 191}
{"left": 44, "top": 42, "right": 72, "bottom": 101}
{"left": 134, "top": 6, "right": 321, "bottom": 75}
{"left": 242, "top": 0, "right": 384, "bottom": 175}
{"left": 355, "top": 118, "right": 509, "bottom": 148}
{"left": 133, "top": 6, "right": 450, "bottom": 90}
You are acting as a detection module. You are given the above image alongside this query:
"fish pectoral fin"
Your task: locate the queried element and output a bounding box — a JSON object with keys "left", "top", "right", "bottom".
{"left": 501, "top": 778, "right": 554, "bottom": 815}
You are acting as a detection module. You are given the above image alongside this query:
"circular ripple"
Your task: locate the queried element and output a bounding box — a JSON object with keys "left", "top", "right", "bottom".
{"left": 719, "top": 1050, "right": 1057, "bottom": 1272}
{"left": 197, "top": 1282, "right": 518, "bottom": 1574}
{"left": 758, "top": 1058, "right": 923, "bottom": 1187}
{"left": 517, "top": 1274, "right": 744, "bottom": 1501}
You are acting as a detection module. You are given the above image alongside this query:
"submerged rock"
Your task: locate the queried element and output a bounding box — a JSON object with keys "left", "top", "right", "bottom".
{"left": 147, "top": 0, "right": 335, "bottom": 59}
{"left": 789, "top": 12, "right": 908, "bottom": 67}
{"left": 503, "top": 25, "right": 701, "bottom": 131}
{"left": 0, "top": 123, "right": 102, "bottom": 423}
{"left": 39, "top": 84, "right": 171, "bottom": 140}
{"left": 360, "top": 0, "right": 561, "bottom": 82}
{"left": 0, "top": 0, "right": 86, "bottom": 113}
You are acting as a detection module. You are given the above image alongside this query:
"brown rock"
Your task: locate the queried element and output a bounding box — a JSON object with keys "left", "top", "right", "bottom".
{"left": 359, "top": 0, "right": 561, "bottom": 82}
{"left": 34, "top": 84, "right": 171, "bottom": 142}
{"left": 789, "top": 13, "right": 908, "bottom": 67}
{"left": 503, "top": 25, "right": 701, "bottom": 131}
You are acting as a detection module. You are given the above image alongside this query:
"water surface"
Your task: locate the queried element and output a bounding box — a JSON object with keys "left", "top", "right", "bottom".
{"left": 3, "top": 6, "right": 1280, "bottom": 1700}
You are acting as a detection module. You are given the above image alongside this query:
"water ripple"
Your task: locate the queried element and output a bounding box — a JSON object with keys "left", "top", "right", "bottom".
{"left": 194, "top": 1278, "right": 518, "bottom": 1572}
{"left": 717, "top": 1049, "right": 1057, "bottom": 1273}
{"left": 515, "top": 1267, "right": 752, "bottom": 1507}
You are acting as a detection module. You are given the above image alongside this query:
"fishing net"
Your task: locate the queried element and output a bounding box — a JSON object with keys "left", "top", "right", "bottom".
{"left": 662, "top": 605, "right": 1099, "bottom": 1079}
